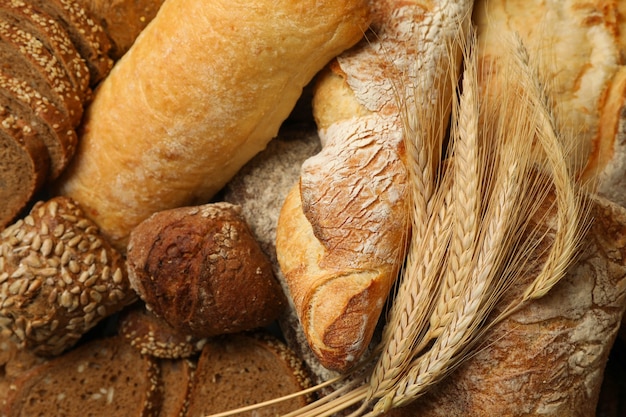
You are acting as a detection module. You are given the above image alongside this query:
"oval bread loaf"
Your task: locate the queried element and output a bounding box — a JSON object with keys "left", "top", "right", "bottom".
{"left": 55, "top": 0, "right": 372, "bottom": 250}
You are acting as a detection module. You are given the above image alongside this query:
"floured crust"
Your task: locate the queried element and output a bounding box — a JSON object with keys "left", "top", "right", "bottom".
{"left": 473, "top": 0, "right": 626, "bottom": 201}
{"left": 277, "top": 184, "right": 400, "bottom": 371}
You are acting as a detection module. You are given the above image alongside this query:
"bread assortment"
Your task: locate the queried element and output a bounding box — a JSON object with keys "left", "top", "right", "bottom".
{"left": 0, "top": 0, "right": 626, "bottom": 416}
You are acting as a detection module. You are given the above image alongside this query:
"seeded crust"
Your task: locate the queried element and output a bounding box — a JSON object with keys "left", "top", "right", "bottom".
{"left": 185, "top": 332, "right": 313, "bottom": 417}
{"left": 2, "top": 335, "right": 162, "bottom": 417}
{"left": 0, "top": 17, "right": 84, "bottom": 127}
{"left": 118, "top": 304, "right": 207, "bottom": 359}
{"left": 0, "top": 70, "right": 78, "bottom": 180}
{"left": 77, "top": 0, "right": 165, "bottom": 60}
{"left": 0, "top": 0, "right": 91, "bottom": 102}
{"left": 0, "top": 107, "right": 48, "bottom": 229}
{"left": 26, "top": 0, "right": 113, "bottom": 86}
{"left": 0, "top": 196, "right": 137, "bottom": 356}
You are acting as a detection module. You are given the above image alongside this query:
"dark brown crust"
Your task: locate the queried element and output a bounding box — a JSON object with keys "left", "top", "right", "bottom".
{"left": 76, "top": 0, "right": 165, "bottom": 60}
{"left": 0, "top": 0, "right": 91, "bottom": 102}
{"left": 0, "top": 70, "right": 78, "bottom": 180}
{"left": 127, "top": 202, "right": 286, "bottom": 339}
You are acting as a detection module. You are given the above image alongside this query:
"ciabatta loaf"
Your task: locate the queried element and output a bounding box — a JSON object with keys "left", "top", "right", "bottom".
{"left": 56, "top": 0, "right": 371, "bottom": 250}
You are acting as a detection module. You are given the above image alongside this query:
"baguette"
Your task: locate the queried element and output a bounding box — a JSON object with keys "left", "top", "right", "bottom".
{"left": 275, "top": 0, "right": 471, "bottom": 372}
{"left": 55, "top": 0, "right": 371, "bottom": 251}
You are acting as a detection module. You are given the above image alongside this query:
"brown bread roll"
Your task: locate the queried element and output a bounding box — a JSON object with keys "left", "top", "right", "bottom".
{"left": 55, "top": 0, "right": 372, "bottom": 251}
{"left": 126, "top": 202, "right": 286, "bottom": 339}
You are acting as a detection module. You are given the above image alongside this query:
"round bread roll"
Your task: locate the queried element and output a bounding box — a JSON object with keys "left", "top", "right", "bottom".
{"left": 126, "top": 202, "right": 286, "bottom": 339}
{"left": 0, "top": 197, "right": 136, "bottom": 356}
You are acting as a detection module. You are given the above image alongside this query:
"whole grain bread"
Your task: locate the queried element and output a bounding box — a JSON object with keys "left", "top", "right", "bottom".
{"left": 2, "top": 336, "right": 162, "bottom": 417}
{"left": 158, "top": 358, "right": 195, "bottom": 417}
{"left": 0, "top": 106, "right": 48, "bottom": 229}
{"left": 0, "top": 17, "right": 83, "bottom": 127}
{"left": 0, "top": 70, "right": 78, "bottom": 181}
{"left": 0, "top": 0, "right": 91, "bottom": 103}
{"left": 26, "top": 0, "right": 113, "bottom": 86}
{"left": 185, "top": 332, "right": 312, "bottom": 417}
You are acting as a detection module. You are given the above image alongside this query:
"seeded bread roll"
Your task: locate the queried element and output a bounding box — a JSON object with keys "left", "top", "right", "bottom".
{"left": 0, "top": 197, "right": 137, "bottom": 356}
{"left": 55, "top": 0, "right": 371, "bottom": 251}
{"left": 118, "top": 304, "right": 207, "bottom": 359}
{"left": 127, "top": 202, "right": 286, "bottom": 339}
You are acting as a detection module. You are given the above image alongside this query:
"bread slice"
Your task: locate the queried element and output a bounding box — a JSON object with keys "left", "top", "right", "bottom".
{"left": 0, "top": 0, "right": 91, "bottom": 102}
{"left": 25, "top": 0, "right": 113, "bottom": 86}
{"left": 0, "top": 17, "right": 83, "bottom": 127}
{"left": 0, "top": 105, "right": 48, "bottom": 228}
{"left": 185, "top": 332, "right": 312, "bottom": 417}
{"left": 158, "top": 358, "right": 195, "bottom": 417}
{"left": 2, "top": 336, "right": 162, "bottom": 417}
{"left": 0, "top": 69, "right": 77, "bottom": 180}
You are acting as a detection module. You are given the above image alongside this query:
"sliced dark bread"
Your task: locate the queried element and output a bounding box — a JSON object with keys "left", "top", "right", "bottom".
{"left": 185, "top": 332, "right": 313, "bottom": 417}
{"left": 0, "top": 17, "right": 83, "bottom": 127}
{"left": 0, "top": 0, "right": 90, "bottom": 102}
{"left": 159, "top": 358, "right": 195, "bottom": 417}
{"left": 0, "top": 70, "right": 77, "bottom": 179}
{"left": 25, "top": 0, "right": 113, "bottom": 86}
{"left": 2, "top": 336, "right": 162, "bottom": 417}
{"left": 0, "top": 105, "right": 48, "bottom": 228}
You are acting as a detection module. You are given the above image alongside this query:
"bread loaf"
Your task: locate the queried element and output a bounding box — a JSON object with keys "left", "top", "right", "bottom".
{"left": 382, "top": 194, "right": 626, "bottom": 417}
{"left": 275, "top": 0, "right": 471, "bottom": 372}
{"left": 473, "top": 0, "right": 626, "bottom": 205}
{"left": 55, "top": 0, "right": 372, "bottom": 250}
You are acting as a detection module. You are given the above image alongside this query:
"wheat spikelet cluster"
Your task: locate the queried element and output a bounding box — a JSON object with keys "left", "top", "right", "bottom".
{"left": 204, "top": 23, "right": 589, "bottom": 417}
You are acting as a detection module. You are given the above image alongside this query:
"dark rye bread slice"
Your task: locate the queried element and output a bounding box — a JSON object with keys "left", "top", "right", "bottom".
{"left": 0, "top": 0, "right": 91, "bottom": 102}
{"left": 159, "top": 358, "right": 195, "bottom": 417}
{"left": 0, "top": 70, "right": 78, "bottom": 179}
{"left": 2, "top": 336, "right": 162, "bottom": 417}
{"left": 0, "top": 105, "right": 48, "bottom": 228}
{"left": 26, "top": 0, "right": 113, "bottom": 86}
{"left": 185, "top": 332, "right": 313, "bottom": 417}
{"left": 0, "top": 17, "right": 84, "bottom": 127}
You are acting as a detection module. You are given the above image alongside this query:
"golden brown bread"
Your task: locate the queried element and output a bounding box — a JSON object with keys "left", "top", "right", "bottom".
{"left": 55, "top": 0, "right": 371, "bottom": 251}
{"left": 275, "top": 0, "right": 472, "bottom": 372}
{"left": 473, "top": 0, "right": 626, "bottom": 204}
